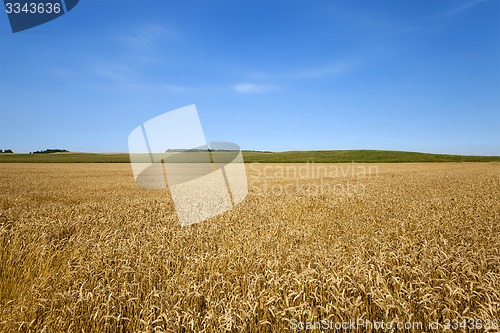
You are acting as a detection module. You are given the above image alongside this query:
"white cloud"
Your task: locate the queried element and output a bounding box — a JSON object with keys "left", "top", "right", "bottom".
{"left": 232, "top": 63, "right": 349, "bottom": 94}
{"left": 296, "top": 65, "right": 345, "bottom": 79}
{"left": 90, "top": 64, "right": 130, "bottom": 82}
{"left": 161, "top": 84, "right": 188, "bottom": 92}
{"left": 126, "top": 83, "right": 186, "bottom": 92}
{"left": 245, "top": 62, "right": 349, "bottom": 82}
{"left": 232, "top": 83, "right": 281, "bottom": 93}
{"left": 118, "top": 23, "right": 182, "bottom": 51}
{"left": 440, "top": 0, "right": 486, "bottom": 17}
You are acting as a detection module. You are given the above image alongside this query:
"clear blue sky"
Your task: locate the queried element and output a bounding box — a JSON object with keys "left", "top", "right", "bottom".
{"left": 0, "top": 0, "right": 499, "bottom": 154}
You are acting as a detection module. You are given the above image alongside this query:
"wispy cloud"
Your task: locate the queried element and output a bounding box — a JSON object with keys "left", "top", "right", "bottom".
{"left": 232, "top": 83, "right": 281, "bottom": 93}
{"left": 117, "top": 23, "right": 182, "bottom": 51}
{"left": 296, "top": 65, "right": 345, "bottom": 79}
{"left": 247, "top": 62, "right": 349, "bottom": 81}
{"left": 90, "top": 64, "right": 130, "bottom": 82}
{"left": 380, "top": 1, "right": 488, "bottom": 39}
{"left": 434, "top": 0, "right": 486, "bottom": 18}
{"left": 234, "top": 63, "right": 349, "bottom": 93}
{"left": 63, "top": 24, "right": 186, "bottom": 91}
{"left": 126, "top": 83, "right": 189, "bottom": 93}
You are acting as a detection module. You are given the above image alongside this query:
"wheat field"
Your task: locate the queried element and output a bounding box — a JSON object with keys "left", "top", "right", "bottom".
{"left": 0, "top": 163, "right": 499, "bottom": 332}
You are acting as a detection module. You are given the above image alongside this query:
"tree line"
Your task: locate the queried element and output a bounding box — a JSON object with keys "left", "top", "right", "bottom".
{"left": 0, "top": 149, "right": 70, "bottom": 154}
{"left": 30, "top": 149, "right": 69, "bottom": 154}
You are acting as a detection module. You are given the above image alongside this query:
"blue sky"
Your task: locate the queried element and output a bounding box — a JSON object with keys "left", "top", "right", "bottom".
{"left": 0, "top": 0, "right": 499, "bottom": 154}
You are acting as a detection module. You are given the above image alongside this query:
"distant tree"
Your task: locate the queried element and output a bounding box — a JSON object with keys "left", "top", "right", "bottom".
{"left": 32, "top": 149, "right": 68, "bottom": 154}
{"left": 4, "top": 149, "right": 13, "bottom": 153}
{"left": 0, "top": 149, "right": 3, "bottom": 153}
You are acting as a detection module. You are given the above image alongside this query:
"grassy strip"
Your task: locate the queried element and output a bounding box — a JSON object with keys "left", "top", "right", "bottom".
{"left": 0, "top": 153, "right": 129, "bottom": 163}
{"left": 242, "top": 150, "right": 500, "bottom": 163}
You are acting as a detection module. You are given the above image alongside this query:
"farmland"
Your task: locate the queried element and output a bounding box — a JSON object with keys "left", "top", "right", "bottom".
{"left": 0, "top": 150, "right": 499, "bottom": 163}
{"left": 0, "top": 162, "right": 499, "bottom": 332}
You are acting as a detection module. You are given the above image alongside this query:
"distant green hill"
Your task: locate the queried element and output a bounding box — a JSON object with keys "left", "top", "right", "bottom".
{"left": 0, "top": 150, "right": 498, "bottom": 163}
{"left": 242, "top": 150, "right": 500, "bottom": 163}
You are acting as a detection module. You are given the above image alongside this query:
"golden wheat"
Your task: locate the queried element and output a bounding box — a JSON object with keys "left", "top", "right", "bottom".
{"left": 0, "top": 162, "right": 498, "bottom": 332}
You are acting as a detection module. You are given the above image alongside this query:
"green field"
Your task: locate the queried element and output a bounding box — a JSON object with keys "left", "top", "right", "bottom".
{"left": 242, "top": 150, "right": 500, "bottom": 163}
{"left": 0, "top": 150, "right": 498, "bottom": 163}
